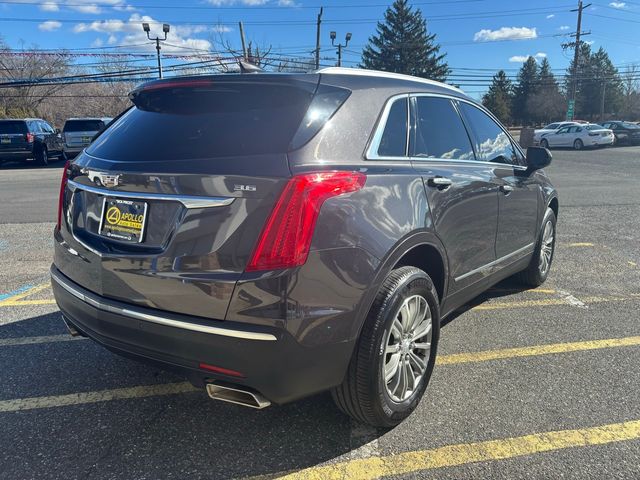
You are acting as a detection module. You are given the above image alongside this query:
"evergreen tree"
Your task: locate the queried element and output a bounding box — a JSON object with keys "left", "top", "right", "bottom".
{"left": 565, "top": 45, "right": 623, "bottom": 120}
{"left": 512, "top": 56, "right": 539, "bottom": 125}
{"left": 527, "top": 58, "right": 565, "bottom": 124}
{"left": 482, "top": 70, "right": 513, "bottom": 125}
{"left": 361, "top": 0, "right": 449, "bottom": 81}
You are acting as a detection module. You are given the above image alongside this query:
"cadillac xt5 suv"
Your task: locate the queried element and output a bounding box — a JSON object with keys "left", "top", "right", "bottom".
{"left": 51, "top": 68, "right": 558, "bottom": 427}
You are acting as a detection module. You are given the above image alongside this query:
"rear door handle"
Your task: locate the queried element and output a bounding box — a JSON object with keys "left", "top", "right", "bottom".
{"left": 500, "top": 185, "right": 514, "bottom": 194}
{"left": 428, "top": 177, "right": 453, "bottom": 189}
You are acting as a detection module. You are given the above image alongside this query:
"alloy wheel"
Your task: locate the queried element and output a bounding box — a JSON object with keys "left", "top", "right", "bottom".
{"left": 538, "top": 220, "right": 555, "bottom": 275}
{"left": 383, "top": 295, "right": 432, "bottom": 403}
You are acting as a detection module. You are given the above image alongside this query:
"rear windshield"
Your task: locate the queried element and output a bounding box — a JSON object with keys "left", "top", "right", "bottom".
{"left": 64, "top": 120, "right": 106, "bottom": 132}
{"left": 0, "top": 121, "right": 27, "bottom": 134}
{"left": 87, "top": 81, "right": 320, "bottom": 161}
{"left": 622, "top": 122, "right": 640, "bottom": 129}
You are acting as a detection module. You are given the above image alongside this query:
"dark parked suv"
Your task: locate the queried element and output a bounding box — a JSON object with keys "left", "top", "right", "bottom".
{"left": 51, "top": 68, "right": 558, "bottom": 427}
{"left": 599, "top": 120, "right": 640, "bottom": 145}
{"left": 0, "top": 118, "right": 64, "bottom": 166}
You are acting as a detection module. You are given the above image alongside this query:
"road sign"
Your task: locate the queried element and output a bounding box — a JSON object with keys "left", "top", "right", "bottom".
{"left": 567, "top": 100, "right": 575, "bottom": 120}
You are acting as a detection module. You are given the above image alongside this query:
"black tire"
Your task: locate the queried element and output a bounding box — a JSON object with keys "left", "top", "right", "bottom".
{"left": 540, "top": 138, "right": 549, "bottom": 149}
{"left": 332, "top": 266, "right": 440, "bottom": 427}
{"left": 516, "top": 207, "right": 556, "bottom": 287}
{"left": 573, "top": 139, "right": 583, "bottom": 150}
{"left": 36, "top": 146, "right": 48, "bottom": 166}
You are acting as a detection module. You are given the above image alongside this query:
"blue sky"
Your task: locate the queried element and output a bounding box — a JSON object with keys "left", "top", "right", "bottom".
{"left": 0, "top": 0, "right": 638, "bottom": 97}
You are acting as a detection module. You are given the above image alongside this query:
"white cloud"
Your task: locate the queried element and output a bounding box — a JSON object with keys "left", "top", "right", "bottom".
{"left": 474, "top": 27, "right": 537, "bottom": 42}
{"left": 66, "top": 0, "right": 134, "bottom": 14}
{"left": 609, "top": 1, "right": 626, "bottom": 8}
{"left": 546, "top": 14, "right": 555, "bottom": 19}
{"left": 40, "top": 2, "right": 59, "bottom": 11}
{"left": 585, "top": 40, "right": 595, "bottom": 45}
{"left": 73, "top": 19, "right": 126, "bottom": 33}
{"left": 509, "top": 52, "right": 547, "bottom": 63}
{"left": 38, "top": 20, "right": 62, "bottom": 31}
{"left": 278, "top": 0, "right": 298, "bottom": 5}
{"left": 559, "top": 25, "right": 570, "bottom": 31}
{"left": 91, "top": 37, "right": 104, "bottom": 47}
{"left": 73, "top": 14, "right": 213, "bottom": 54}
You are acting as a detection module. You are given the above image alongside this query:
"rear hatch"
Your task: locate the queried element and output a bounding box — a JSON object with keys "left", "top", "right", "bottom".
{"left": 56, "top": 74, "right": 349, "bottom": 320}
{"left": 63, "top": 119, "right": 107, "bottom": 149}
{"left": 0, "top": 121, "right": 30, "bottom": 152}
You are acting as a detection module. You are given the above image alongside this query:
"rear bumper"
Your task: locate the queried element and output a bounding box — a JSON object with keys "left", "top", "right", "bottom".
{"left": 63, "top": 146, "right": 84, "bottom": 155}
{"left": 50, "top": 264, "right": 355, "bottom": 404}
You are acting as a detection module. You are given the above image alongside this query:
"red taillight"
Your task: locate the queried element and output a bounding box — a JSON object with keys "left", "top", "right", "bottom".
{"left": 246, "top": 171, "right": 366, "bottom": 272}
{"left": 25, "top": 133, "right": 34, "bottom": 143}
{"left": 199, "top": 362, "right": 245, "bottom": 378}
{"left": 56, "top": 161, "right": 70, "bottom": 231}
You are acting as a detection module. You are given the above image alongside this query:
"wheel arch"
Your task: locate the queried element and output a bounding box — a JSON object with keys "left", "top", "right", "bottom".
{"left": 349, "top": 232, "right": 449, "bottom": 341}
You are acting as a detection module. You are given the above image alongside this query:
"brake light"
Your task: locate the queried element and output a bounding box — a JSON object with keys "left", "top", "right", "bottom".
{"left": 25, "top": 133, "right": 34, "bottom": 143}
{"left": 56, "top": 161, "right": 70, "bottom": 231}
{"left": 246, "top": 171, "right": 366, "bottom": 272}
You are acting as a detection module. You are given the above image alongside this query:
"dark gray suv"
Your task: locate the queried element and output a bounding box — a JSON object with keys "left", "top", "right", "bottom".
{"left": 51, "top": 68, "right": 557, "bottom": 427}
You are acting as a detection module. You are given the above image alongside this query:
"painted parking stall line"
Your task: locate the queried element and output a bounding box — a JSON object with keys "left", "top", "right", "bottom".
{"left": 0, "top": 282, "right": 51, "bottom": 307}
{"left": 0, "top": 382, "right": 198, "bottom": 413}
{"left": 277, "top": 420, "right": 640, "bottom": 480}
{"left": 0, "top": 335, "right": 85, "bottom": 347}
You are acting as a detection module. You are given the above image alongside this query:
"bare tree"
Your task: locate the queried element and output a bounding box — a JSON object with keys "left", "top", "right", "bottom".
{"left": 621, "top": 64, "right": 640, "bottom": 120}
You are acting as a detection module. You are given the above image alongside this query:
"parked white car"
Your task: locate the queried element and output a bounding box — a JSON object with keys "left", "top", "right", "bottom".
{"left": 538, "top": 124, "right": 614, "bottom": 150}
{"left": 533, "top": 122, "right": 579, "bottom": 144}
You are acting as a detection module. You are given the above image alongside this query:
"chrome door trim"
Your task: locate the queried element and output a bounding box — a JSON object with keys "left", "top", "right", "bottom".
{"left": 454, "top": 242, "right": 535, "bottom": 282}
{"left": 67, "top": 180, "right": 235, "bottom": 209}
{"left": 51, "top": 269, "right": 277, "bottom": 342}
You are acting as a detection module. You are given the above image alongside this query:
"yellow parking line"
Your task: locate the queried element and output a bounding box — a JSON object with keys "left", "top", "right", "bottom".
{"left": 0, "top": 335, "right": 85, "bottom": 347}
{"left": 0, "top": 382, "right": 197, "bottom": 413}
{"left": 278, "top": 420, "right": 640, "bottom": 480}
{"left": 437, "top": 336, "right": 640, "bottom": 365}
{"left": 3, "top": 299, "right": 58, "bottom": 306}
{"left": 0, "top": 283, "right": 51, "bottom": 307}
{"left": 566, "top": 242, "right": 595, "bottom": 247}
{"left": 471, "top": 295, "right": 634, "bottom": 311}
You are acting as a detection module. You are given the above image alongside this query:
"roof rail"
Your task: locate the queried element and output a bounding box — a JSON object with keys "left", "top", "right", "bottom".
{"left": 316, "top": 67, "right": 464, "bottom": 94}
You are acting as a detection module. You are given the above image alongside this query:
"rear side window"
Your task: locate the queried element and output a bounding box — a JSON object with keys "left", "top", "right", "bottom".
{"left": 88, "top": 80, "right": 318, "bottom": 161}
{"left": 0, "top": 121, "right": 27, "bottom": 134}
{"left": 410, "top": 97, "right": 475, "bottom": 160}
{"left": 377, "top": 97, "right": 408, "bottom": 157}
{"left": 64, "top": 120, "right": 105, "bottom": 132}
{"left": 458, "top": 103, "right": 520, "bottom": 166}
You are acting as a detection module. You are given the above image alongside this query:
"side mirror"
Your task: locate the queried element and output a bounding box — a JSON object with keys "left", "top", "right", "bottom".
{"left": 526, "top": 146, "right": 552, "bottom": 173}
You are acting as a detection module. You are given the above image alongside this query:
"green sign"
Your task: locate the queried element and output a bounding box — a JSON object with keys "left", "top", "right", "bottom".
{"left": 567, "top": 100, "right": 575, "bottom": 120}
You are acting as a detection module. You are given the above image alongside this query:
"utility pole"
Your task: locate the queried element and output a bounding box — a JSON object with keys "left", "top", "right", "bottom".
{"left": 600, "top": 79, "right": 606, "bottom": 122}
{"left": 315, "top": 7, "right": 323, "bottom": 70}
{"left": 142, "top": 22, "right": 170, "bottom": 79}
{"left": 567, "top": 1, "right": 591, "bottom": 120}
{"left": 239, "top": 21, "right": 247, "bottom": 61}
{"left": 330, "top": 31, "right": 351, "bottom": 68}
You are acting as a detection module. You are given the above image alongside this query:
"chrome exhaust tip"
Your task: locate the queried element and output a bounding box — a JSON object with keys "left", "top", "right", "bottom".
{"left": 61, "top": 315, "right": 81, "bottom": 337}
{"left": 206, "top": 383, "right": 271, "bottom": 409}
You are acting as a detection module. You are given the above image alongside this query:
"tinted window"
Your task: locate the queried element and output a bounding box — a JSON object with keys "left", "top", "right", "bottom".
{"left": 622, "top": 122, "right": 640, "bottom": 129}
{"left": 39, "top": 121, "right": 54, "bottom": 133}
{"left": 29, "top": 121, "right": 42, "bottom": 133}
{"left": 0, "top": 121, "right": 27, "bottom": 134}
{"left": 557, "top": 127, "right": 569, "bottom": 134}
{"left": 545, "top": 123, "right": 559, "bottom": 129}
{"left": 411, "top": 97, "right": 474, "bottom": 160}
{"left": 459, "top": 103, "right": 519, "bottom": 165}
{"left": 88, "top": 81, "right": 315, "bottom": 161}
{"left": 377, "top": 97, "right": 408, "bottom": 157}
{"left": 64, "top": 120, "right": 106, "bottom": 132}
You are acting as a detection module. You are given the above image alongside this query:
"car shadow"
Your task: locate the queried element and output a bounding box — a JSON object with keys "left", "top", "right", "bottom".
{"left": 0, "top": 312, "right": 381, "bottom": 479}
{"left": 442, "top": 278, "right": 532, "bottom": 327}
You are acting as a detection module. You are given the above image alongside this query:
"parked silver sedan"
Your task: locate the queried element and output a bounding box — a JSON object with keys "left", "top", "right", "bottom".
{"left": 538, "top": 124, "right": 614, "bottom": 150}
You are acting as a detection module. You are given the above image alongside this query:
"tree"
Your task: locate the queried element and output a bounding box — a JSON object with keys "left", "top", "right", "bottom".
{"left": 564, "top": 44, "right": 623, "bottom": 120}
{"left": 527, "top": 58, "right": 565, "bottom": 124}
{"left": 512, "top": 56, "right": 539, "bottom": 125}
{"left": 482, "top": 70, "right": 513, "bottom": 125}
{"left": 361, "top": 0, "right": 449, "bottom": 81}
{"left": 620, "top": 64, "right": 640, "bottom": 120}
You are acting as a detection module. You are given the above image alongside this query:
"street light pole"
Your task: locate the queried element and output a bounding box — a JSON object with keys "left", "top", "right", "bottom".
{"left": 330, "top": 31, "right": 351, "bottom": 67}
{"left": 142, "top": 22, "right": 170, "bottom": 79}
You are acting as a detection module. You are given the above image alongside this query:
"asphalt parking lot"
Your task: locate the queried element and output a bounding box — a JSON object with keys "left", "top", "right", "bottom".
{"left": 1, "top": 146, "right": 639, "bottom": 479}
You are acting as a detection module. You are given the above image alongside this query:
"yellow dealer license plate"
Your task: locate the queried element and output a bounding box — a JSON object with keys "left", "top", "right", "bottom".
{"left": 99, "top": 198, "right": 147, "bottom": 243}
